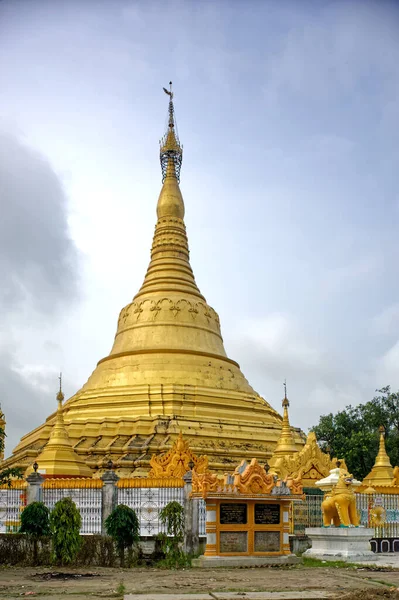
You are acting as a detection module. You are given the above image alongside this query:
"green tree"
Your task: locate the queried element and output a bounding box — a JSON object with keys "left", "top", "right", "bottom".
{"left": 50, "top": 497, "right": 82, "bottom": 565}
{"left": 311, "top": 386, "right": 399, "bottom": 480}
{"left": 105, "top": 504, "right": 140, "bottom": 567}
{"left": 20, "top": 502, "right": 51, "bottom": 564}
{"left": 158, "top": 501, "right": 189, "bottom": 568}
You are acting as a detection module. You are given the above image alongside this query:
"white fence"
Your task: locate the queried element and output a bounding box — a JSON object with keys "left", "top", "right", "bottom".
{"left": 42, "top": 484, "right": 102, "bottom": 534}
{"left": 117, "top": 485, "right": 185, "bottom": 536}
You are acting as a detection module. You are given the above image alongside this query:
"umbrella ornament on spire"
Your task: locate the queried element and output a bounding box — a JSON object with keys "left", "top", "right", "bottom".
{"left": 160, "top": 81, "right": 183, "bottom": 182}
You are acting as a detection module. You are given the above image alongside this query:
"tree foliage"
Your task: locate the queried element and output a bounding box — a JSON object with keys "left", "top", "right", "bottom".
{"left": 157, "top": 501, "right": 189, "bottom": 568}
{"left": 311, "top": 386, "right": 399, "bottom": 480}
{"left": 105, "top": 504, "right": 140, "bottom": 567}
{"left": 20, "top": 502, "right": 51, "bottom": 564}
{"left": 20, "top": 502, "right": 51, "bottom": 538}
{"left": 50, "top": 497, "right": 82, "bottom": 565}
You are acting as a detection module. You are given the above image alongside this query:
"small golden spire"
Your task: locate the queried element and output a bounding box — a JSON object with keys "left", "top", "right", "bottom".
{"left": 361, "top": 425, "right": 394, "bottom": 489}
{"left": 375, "top": 425, "right": 392, "bottom": 467}
{"left": 270, "top": 382, "right": 297, "bottom": 458}
{"left": 30, "top": 377, "right": 92, "bottom": 477}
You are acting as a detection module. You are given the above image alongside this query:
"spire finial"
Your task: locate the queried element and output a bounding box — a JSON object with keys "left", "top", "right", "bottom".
{"left": 57, "top": 372, "right": 64, "bottom": 404}
{"left": 282, "top": 379, "right": 289, "bottom": 408}
{"left": 160, "top": 81, "right": 183, "bottom": 183}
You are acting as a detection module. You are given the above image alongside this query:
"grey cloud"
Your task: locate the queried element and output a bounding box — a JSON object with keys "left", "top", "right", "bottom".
{"left": 0, "top": 128, "right": 79, "bottom": 313}
{"left": 0, "top": 349, "right": 50, "bottom": 456}
{"left": 0, "top": 128, "right": 80, "bottom": 455}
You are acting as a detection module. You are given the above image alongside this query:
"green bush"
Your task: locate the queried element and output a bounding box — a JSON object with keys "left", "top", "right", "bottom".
{"left": 20, "top": 502, "right": 51, "bottom": 564}
{"left": 105, "top": 504, "right": 140, "bottom": 567}
{"left": 20, "top": 502, "right": 51, "bottom": 537}
{"left": 158, "top": 501, "right": 190, "bottom": 568}
{"left": 50, "top": 497, "right": 82, "bottom": 565}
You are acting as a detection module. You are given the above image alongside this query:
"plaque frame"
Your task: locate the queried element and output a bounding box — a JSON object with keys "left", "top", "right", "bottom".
{"left": 215, "top": 499, "right": 288, "bottom": 556}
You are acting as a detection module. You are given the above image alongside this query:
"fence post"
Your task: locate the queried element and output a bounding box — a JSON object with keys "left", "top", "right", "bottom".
{"left": 100, "top": 469, "right": 119, "bottom": 534}
{"left": 183, "top": 469, "right": 199, "bottom": 556}
{"left": 25, "top": 472, "right": 44, "bottom": 505}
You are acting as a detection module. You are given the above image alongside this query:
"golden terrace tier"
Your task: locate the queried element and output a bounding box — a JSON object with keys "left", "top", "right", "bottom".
{"left": 3, "top": 84, "right": 304, "bottom": 477}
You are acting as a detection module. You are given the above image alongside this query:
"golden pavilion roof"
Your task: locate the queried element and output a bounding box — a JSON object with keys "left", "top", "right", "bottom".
{"left": 3, "top": 85, "right": 304, "bottom": 476}
{"left": 270, "top": 430, "right": 347, "bottom": 488}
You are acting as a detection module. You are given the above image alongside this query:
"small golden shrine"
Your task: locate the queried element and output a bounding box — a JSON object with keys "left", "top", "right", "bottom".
{"left": 358, "top": 426, "right": 399, "bottom": 494}
{"left": 270, "top": 429, "right": 346, "bottom": 488}
{"left": 192, "top": 458, "right": 303, "bottom": 563}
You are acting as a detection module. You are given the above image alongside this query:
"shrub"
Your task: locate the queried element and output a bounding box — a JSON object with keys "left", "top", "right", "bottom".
{"left": 105, "top": 504, "right": 140, "bottom": 567}
{"left": 20, "top": 502, "right": 51, "bottom": 564}
{"left": 50, "top": 497, "right": 82, "bottom": 565}
{"left": 158, "top": 501, "right": 189, "bottom": 568}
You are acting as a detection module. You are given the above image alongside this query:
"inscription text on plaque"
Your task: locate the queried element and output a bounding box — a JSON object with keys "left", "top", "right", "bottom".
{"left": 220, "top": 503, "right": 247, "bottom": 525}
{"left": 254, "top": 531, "right": 281, "bottom": 553}
{"left": 254, "top": 503, "right": 280, "bottom": 525}
{"left": 220, "top": 531, "right": 248, "bottom": 553}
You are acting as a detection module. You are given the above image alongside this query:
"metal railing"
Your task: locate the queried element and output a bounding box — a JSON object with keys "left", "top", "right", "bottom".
{"left": 0, "top": 483, "right": 26, "bottom": 533}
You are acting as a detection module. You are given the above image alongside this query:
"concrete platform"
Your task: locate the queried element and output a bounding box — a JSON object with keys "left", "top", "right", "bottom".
{"left": 304, "top": 526, "right": 375, "bottom": 562}
{"left": 192, "top": 554, "right": 300, "bottom": 568}
{"left": 125, "top": 593, "right": 334, "bottom": 600}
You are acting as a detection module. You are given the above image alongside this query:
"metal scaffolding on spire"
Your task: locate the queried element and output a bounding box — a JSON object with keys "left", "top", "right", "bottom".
{"left": 160, "top": 81, "right": 183, "bottom": 183}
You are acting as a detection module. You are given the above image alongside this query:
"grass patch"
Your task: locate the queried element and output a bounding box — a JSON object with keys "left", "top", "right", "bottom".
{"left": 367, "top": 578, "right": 397, "bottom": 588}
{"left": 115, "top": 581, "right": 126, "bottom": 597}
{"left": 301, "top": 557, "right": 395, "bottom": 572}
{"left": 302, "top": 556, "right": 359, "bottom": 569}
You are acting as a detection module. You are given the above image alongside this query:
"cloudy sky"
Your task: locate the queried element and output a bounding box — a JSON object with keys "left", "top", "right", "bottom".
{"left": 0, "top": 0, "right": 398, "bottom": 456}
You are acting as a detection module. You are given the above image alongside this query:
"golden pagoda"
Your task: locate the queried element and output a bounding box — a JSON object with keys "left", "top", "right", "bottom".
{"left": 358, "top": 426, "right": 398, "bottom": 494}
{"left": 268, "top": 383, "right": 297, "bottom": 469}
{"left": 29, "top": 378, "right": 92, "bottom": 478}
{"left": 3, "top": 84, "right": 304, "bottom": 477}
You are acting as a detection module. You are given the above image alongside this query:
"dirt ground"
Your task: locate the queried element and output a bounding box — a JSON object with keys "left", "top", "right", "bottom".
{"left": 0, "top": 565, "right": 398, "bottom": 600}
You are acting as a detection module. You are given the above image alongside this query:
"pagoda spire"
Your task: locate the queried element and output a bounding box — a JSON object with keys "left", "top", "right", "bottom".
{"left": 271, "top": 382, "right": 297, "bottom": 458}
{"left": 134, "top": 84, "right": 204, "bottom": 300}
{"left": 32, "top": 375, "right": 91, "bottom": 477}
{"left": 160, "top": 81, "right": 183, "bottom": 183}
{"left": 362, "top": 425, "right": 394, "bottom": 488}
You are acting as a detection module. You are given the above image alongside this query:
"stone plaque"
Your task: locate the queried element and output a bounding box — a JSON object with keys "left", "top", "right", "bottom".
{"left": 254, "top": 531, "right": 281, "bottom": 553}
{"left": 220, "top": 531, "right": 248, "bottom": 553}
{"left": 220, "top": 503, "right": 247, "bottom": 524}
{"left": 254, "top": 503, "right": 280, "bottom": 525}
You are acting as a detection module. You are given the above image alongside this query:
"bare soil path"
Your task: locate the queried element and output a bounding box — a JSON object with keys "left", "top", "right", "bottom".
{"left": 0, "top": 565, "right": 398, "bottom": 600}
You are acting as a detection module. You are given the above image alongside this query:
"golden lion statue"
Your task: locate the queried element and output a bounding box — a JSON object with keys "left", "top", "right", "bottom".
{"left": 321, "top": 472, "right": 360, "bottom": 527}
